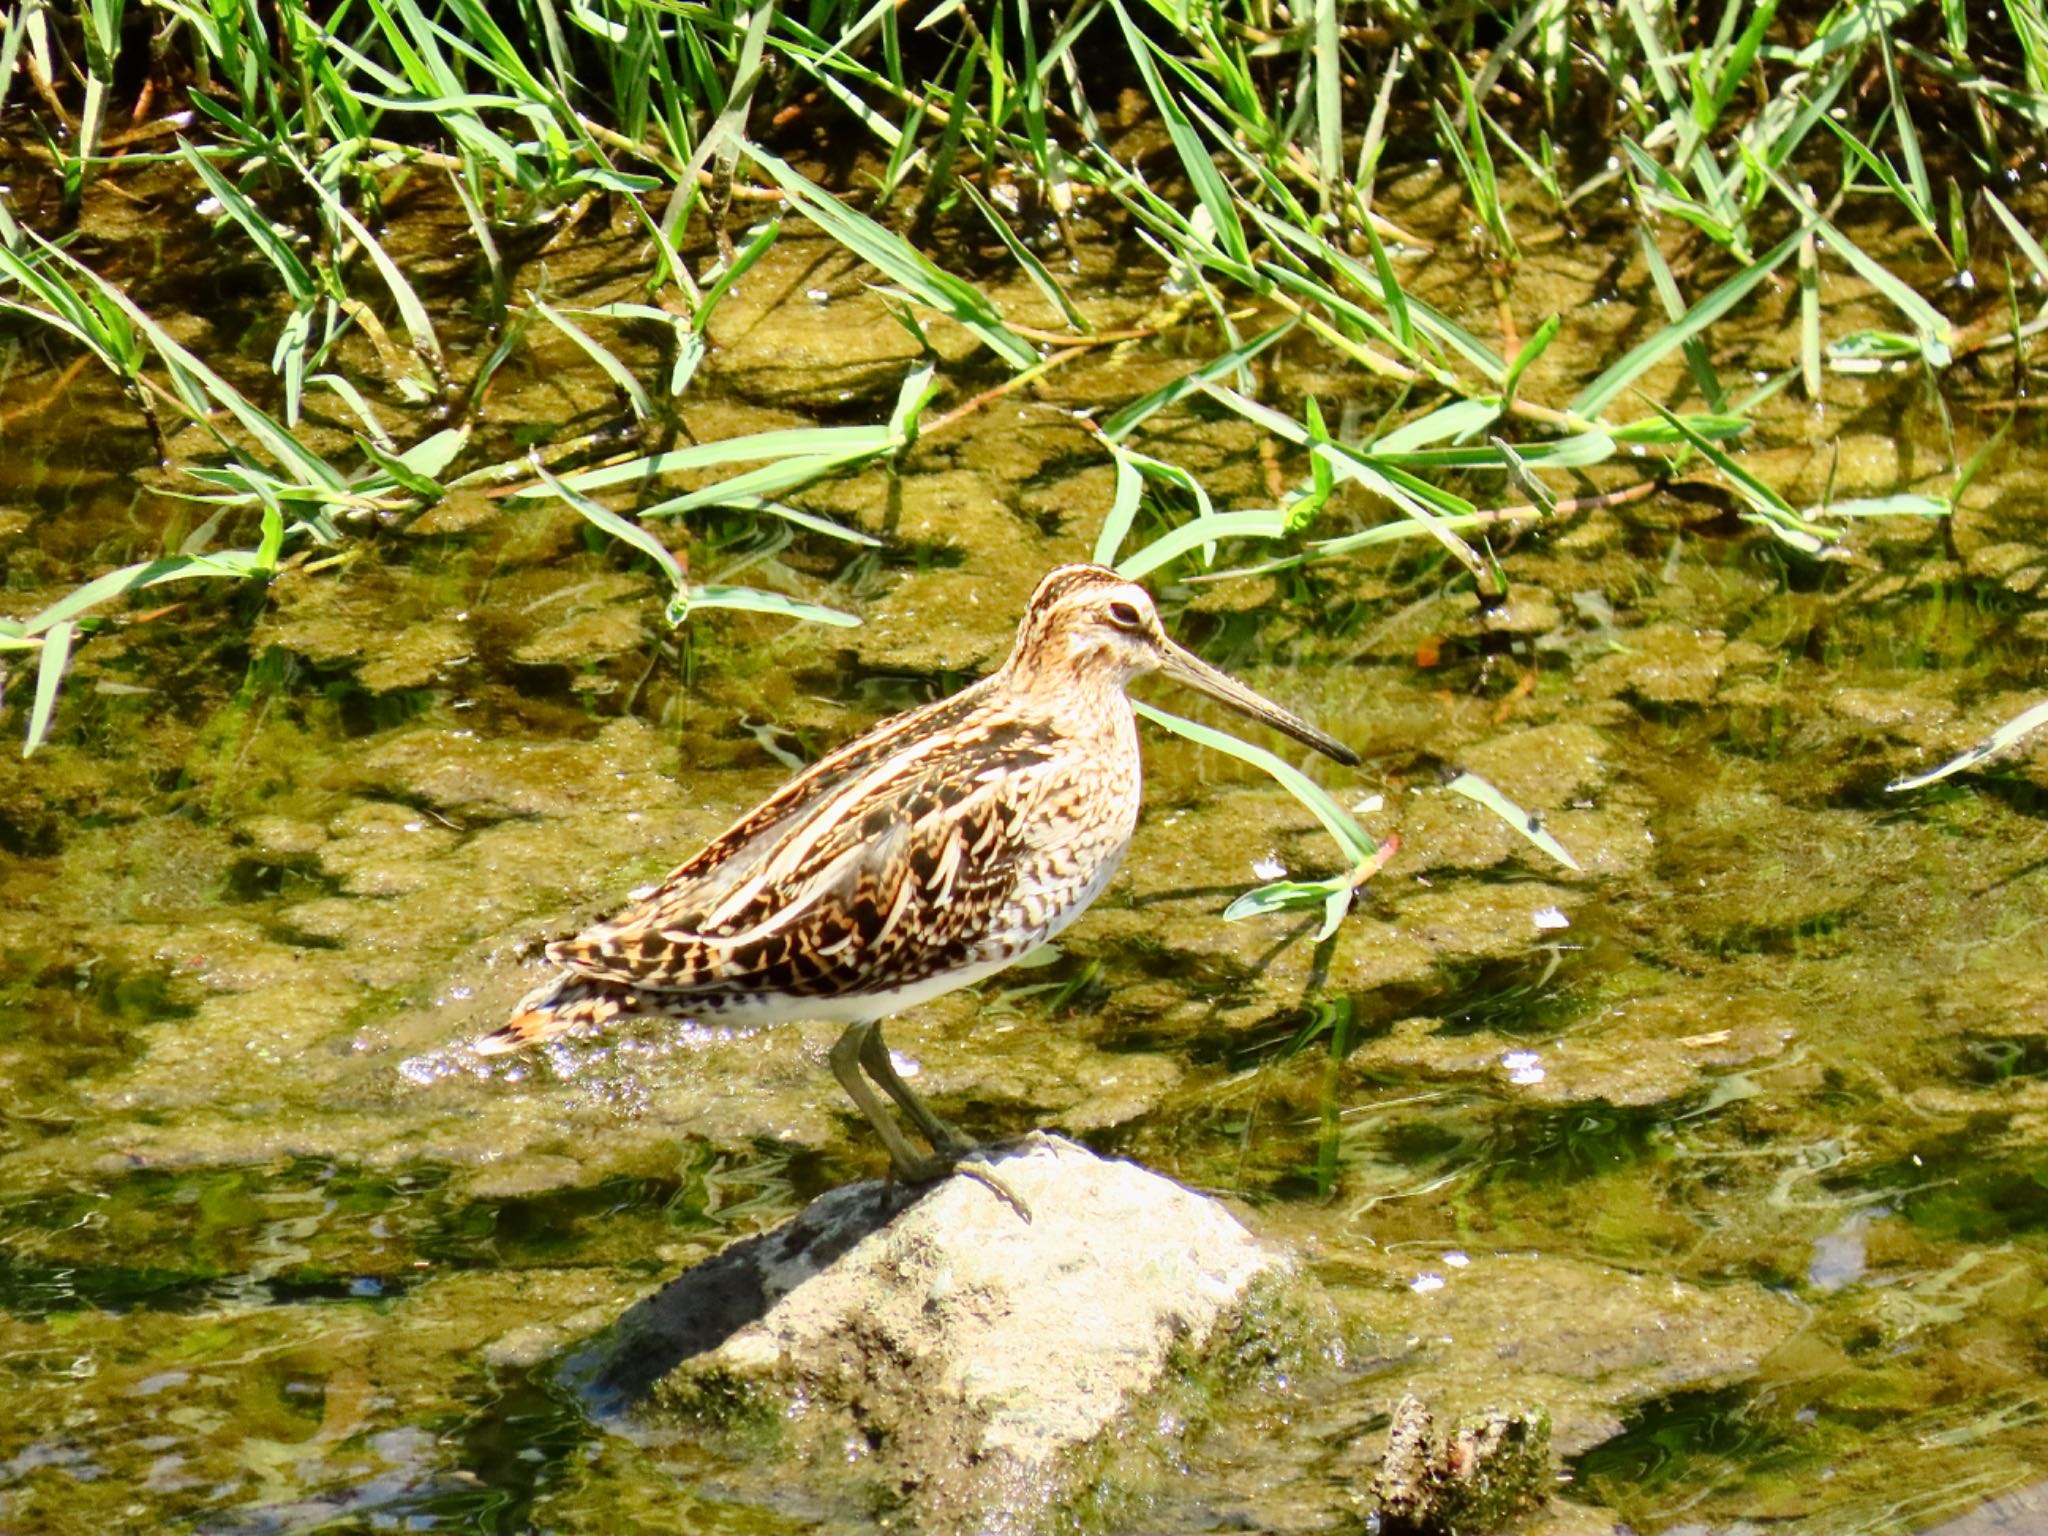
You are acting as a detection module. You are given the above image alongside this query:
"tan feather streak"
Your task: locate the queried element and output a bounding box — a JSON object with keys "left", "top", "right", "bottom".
{"left": 698, "top": 721, "right": 973, "bottom": 930}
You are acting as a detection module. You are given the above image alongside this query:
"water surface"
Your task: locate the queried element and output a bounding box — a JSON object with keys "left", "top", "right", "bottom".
{"left": 4, "top": 159, "right": 2048, "bottom": 1534}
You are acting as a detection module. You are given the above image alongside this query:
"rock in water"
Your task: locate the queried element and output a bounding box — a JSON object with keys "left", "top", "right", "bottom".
{"left": 564, "top": 1133, "right": 1308, "bottom": 1530}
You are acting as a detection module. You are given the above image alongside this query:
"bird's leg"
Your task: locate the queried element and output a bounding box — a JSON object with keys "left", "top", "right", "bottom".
{"left": 862, "top": 1021, "right": 1029, "bottom": 1222}
{"left": 828, "top": 1020, "right": 951, "bottom": 1183}
{"left": 858, "top": 1019, "right": 964, "bottom": 1155}
{"left": 829, "top": 1020, "right": 1030, "bottom": 1222}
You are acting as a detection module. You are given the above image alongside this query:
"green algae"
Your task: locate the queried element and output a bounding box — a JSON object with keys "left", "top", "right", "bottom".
{"left": 6, "top": 180, "right": 2048, "bottom": 1536}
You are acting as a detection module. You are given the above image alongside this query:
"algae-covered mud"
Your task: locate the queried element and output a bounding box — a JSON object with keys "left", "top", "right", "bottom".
{"left": 7, "top": 158, "right": 2048, "bottom": 1534}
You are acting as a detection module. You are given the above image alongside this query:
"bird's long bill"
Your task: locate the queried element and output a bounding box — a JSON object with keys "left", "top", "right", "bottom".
{"left": 1158, "top": 639, "right": 1361, "bottom": 766}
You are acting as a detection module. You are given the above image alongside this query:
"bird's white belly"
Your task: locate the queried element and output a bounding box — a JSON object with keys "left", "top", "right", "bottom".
{"left": 683, "top": 950, "right": 1032, "bottom": 1028}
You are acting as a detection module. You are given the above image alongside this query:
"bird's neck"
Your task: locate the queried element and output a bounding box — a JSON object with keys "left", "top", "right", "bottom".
{"left": 988, "top": 647, "right": 1134, "bottom": 738}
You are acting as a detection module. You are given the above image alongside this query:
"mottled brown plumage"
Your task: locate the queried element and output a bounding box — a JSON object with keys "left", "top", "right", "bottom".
{"left": 474, "top": 563, "right": 1356, "bottom": 1184}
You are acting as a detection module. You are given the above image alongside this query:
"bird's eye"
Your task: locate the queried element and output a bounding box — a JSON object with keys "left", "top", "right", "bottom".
{"left": 1106, "top": 600, "right": 1144, "bottom": 630}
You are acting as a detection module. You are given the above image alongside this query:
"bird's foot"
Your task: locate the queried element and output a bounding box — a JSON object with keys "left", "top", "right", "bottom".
{"left": 891, "top": 1145, "right": 1032, "bottom": 1224}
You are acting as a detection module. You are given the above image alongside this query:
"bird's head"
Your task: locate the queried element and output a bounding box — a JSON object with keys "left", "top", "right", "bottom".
{"left": 1001, "top": 564, "right": 1359, "bottom": 766}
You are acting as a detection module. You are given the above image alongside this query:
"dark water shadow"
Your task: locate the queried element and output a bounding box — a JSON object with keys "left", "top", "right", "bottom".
{"left": 558, "top": 1176, "right": 922, "bottom": 1412}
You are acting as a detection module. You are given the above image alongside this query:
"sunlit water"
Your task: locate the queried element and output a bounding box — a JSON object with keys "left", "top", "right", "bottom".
{"left": 5, "top": 162, "right": 2048, "bottom": 1534}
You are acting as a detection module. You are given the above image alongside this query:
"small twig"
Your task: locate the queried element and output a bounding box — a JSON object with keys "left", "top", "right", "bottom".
{"left": 920, "top": 344, "right": 1093, "bottom": 436}
{"left": 0, "top": 355, "right": 91, "bottom": 430}
{"left": 1475, "top": 476, "right": 1663, "bottom": 522}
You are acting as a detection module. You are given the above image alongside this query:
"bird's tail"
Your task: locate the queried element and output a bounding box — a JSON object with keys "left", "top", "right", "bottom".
{"left": 472, "top": 972, "right": 645, "bottom": 1056}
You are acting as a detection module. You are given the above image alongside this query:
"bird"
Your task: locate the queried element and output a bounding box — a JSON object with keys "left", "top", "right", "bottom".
{"left": 473, "top": 562, "right": 1358, "bottom": 1189}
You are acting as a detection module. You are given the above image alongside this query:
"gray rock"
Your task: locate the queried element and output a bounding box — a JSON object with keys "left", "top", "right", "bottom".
{"left": 565, "top": 1133, "right": 1304, "bottom": 1530}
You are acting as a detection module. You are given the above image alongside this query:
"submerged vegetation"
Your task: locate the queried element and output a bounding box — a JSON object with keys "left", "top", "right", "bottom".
{"left": 9, "top": 6, "right": 2048, "bottom": 1534}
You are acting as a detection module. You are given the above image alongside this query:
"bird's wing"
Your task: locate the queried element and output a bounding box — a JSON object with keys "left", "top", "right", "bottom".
{"left": 545, "top": 713, "right": 1065, "bottom": 996}
{"left": 593, "top": 686, "right": 989, "bottom": 925}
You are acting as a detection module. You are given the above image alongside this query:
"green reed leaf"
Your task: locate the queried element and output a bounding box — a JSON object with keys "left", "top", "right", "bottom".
{"left": 747, "top": 147, "right": 1038, "bottom": 370}
{"left": 1444, "top": 771, "right": 1580, "bottom": 871}
{"left": 24, "top": 619, "right": 74, "bottom": 756}
{"left": 1134, "top": 699, "right": 1372, "bottom": 866}
{"left": 684, "top": 585, "right": 860, "bottom": 628}
{"left": 1573, "top": 225, "right": 1804, "bottom": 420}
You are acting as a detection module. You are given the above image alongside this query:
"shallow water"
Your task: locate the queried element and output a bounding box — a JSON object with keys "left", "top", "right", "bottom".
{"left": 5, "top": 158, "right": 2048, "bottom": 1535}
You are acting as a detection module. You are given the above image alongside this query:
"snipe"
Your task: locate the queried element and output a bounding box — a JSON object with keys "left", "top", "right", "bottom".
{"left": 475, "top": 564, "right": 1357, "bottom": 1185}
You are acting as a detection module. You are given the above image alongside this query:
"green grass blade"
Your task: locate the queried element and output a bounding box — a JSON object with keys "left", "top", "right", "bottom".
{"left": 23, "top": 552, "right": 278, "bottom": 636}
{"left": 532, "top": 461, "right": 686, "bottom": 597}
{"left": 1641, "top": 398, "right": 1831, "bottom": 552}
{"left": 533, "top": 299, "right": 651, "bottom": 420}
{"left": 686, "top": 585, "right": 860, "bottom": 628}
{"left": 1444, "top": 771, "right": 1580, "bottom": 871}
{"left": 1502, "top": 314, "right": 1560, "bottom": 401}
{"left": 1610, "top": 412, "right": 1749, "bottom": 444}
{"left": 1820, "top": 495, "right": 1949, "bottom": 518}
{"left": 959, "top": 178, "right": 1091, "bottom": 334}
{"left": 38, "top": 233, "right": 349, "bottom": 491}
{"left": 1373, "top": 398, "right": 1501, "bottom": 453}
{"left": 178, "top": 141, "right": 315, "bottom": 300}
{"left": 1312, "top": 0, "right": 1341, "bottom": 218}
{"left": 537, "top": 454, "right": 857, "bottom": 633}
{"left": 1878, "top": 18, "right": 1932, "bottom": 219}
{"left": 1098, "top": 319, "right": 1296, "bottom": 442}
{"left": 637, "top": 455, "right": 876, "bottom": 518}
{"left": 1801, "top": 204, "right": 1954, "bottom": 365}
{"left": 356, "top": 437, "right": 447, "bottom": 502}
{"left": 23, "top": 619, "right": 74, "bottom": 756}
{"left": 1134, "top": 700, "right": 1371, "bottom": 864}
{"left": 695, "top": 218, "right": 783, "bottom": 329}
{"left": 1572, "top": 225, "right": 1804, "bottom": 419}
{"left": 556, "top": 428, "right": 894, "bottom": 493}
{"left": 1981, "top": 190, "right": 2048, "bottom": 287}
{"left": 747, "top": 147, "right": 1038, "bottom": 370}
{"left": 1092, "top": 443, "right": 1147, "bottom": 566}
{"left": 1116, "top": 507, "right": 1290, "bottom": 580}
{"left": 1640, "top": 223, "right": 1726, "bottom": 409}
{"left": 1109, "top": 0, "right": 1249, "bottom": 269}
{"left": 710, "top": 496, "right": 881, "bottom": 548}
{"left": 395, "top": 427, "right": 469, "bottom": 481}
{"left": 1359, "top": 218, "right": 1413, "bottom": 353}
{"left": 887, "top": 362, "right": 941, "bottom": 445}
